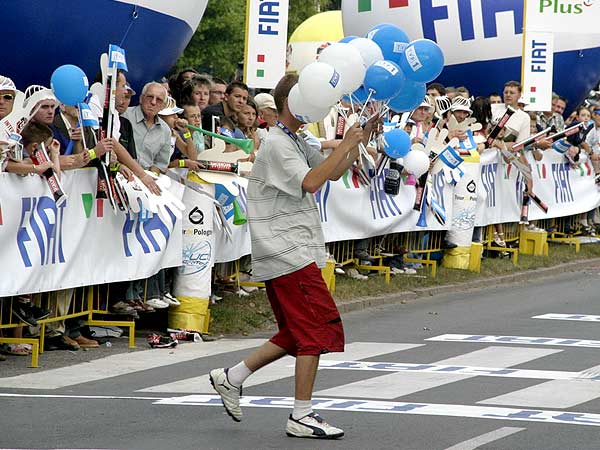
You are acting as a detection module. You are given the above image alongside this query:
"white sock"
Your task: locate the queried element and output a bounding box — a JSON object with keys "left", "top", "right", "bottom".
{"left": 227, "top": 361, "right": 252, "bottom": 387}
{"left": 292, "top": 399, "right": 313, "bottom": 420}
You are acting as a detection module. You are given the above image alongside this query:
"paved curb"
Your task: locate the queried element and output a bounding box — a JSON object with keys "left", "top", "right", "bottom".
{"left": 336, "top": 258, "right": 600, "bottom": 315}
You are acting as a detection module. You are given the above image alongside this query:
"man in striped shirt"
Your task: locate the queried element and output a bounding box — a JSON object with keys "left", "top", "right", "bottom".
{"left": 209, "top": 74, "right": 376, "bottom": 439}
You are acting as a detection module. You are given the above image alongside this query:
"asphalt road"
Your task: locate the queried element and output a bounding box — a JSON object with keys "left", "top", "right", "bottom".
{"left": 2, "top": 268, "right": 600, "bottom": 450}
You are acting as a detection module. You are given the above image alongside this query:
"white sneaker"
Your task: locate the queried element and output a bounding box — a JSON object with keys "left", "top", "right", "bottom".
{"left": 209, "top": 368, "right": 242, "bottom": 422}
{"left": 286, "top": 412, "right": 344, "bottom": 439}
{"left": 334, "top": 268, "right": 345, "bottom": 275}
{"left": 161, "top": 293, "right": 181, "bottom": 306}
{"left": 403, "top": 268, "right": 417, "bottom": 274}
{"left": 390, "top": 267, "right": 405, "bottom": 275}
{"left": 146, "top": 297, "right": 169, "bottom": 309}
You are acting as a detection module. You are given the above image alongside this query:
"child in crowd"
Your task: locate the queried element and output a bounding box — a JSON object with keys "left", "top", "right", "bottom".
{"left": 181, "top": 102, "right": 206, "bottom": 155}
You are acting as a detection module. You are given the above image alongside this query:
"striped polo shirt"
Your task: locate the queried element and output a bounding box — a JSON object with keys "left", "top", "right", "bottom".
{"left": 247, "top": 126, "right": 326, "bottom": 281}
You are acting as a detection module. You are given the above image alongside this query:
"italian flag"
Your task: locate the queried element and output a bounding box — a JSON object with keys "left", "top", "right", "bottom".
{"left": 359, "top": 0, "right": 409, "bottom": 13}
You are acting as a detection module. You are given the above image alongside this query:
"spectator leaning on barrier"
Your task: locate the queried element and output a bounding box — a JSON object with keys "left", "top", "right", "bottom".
{"left": 123, "top": 82, "right": 172, "bottom": 175}
{"left": 115, "top": 81, "right": 138, "bottom": 159}
{"left": 209, "top": 73, "right": 377, "bottom": 439}
{"left": 254, "top": 92, "right": 278, "bottom": 128}
{"left": 181, "top": 101, "right": 205, "bottom": 154}
{"left": 0, "top": 75, "right": 16, "bottom": 122}
{"left": 537, "top": 94, "right": 566, "bottom": 133}
{"left": 502, "top": 80, "right": 530, "bottom": 143}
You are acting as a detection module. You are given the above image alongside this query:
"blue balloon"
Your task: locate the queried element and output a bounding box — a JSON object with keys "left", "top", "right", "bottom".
{"left": 364, "top": 60, "right": 405, "bottom": 101}
{"left": 388, "top": 80, "right": 426, "bottom": 113}
{"left": 383, "top": 128, "right": 411, "bottom": 159}
{"left": 50, "top": 64, "right": 89, "bottom": 106}
{"left": 399, "top": 39, "right": 445, "bottom": 83}
{"left": 339, "top": 35, "right": 358, "bottom": 43}
{"left": 367, "top": 24, "right": 410, "bottom": 65}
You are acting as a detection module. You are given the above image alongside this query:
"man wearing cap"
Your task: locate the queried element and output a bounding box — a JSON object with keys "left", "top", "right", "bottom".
{"left": 0, "top": 76, "right": 16, "bottom": 122}
{"left": 409, "top": 96, "right": 434, "bottom": 144}
{"left": 254, "top": 93, "right": 278, "bottom": 128}
{"left": 123, "top": 82, "right": 172, "bottom": 174}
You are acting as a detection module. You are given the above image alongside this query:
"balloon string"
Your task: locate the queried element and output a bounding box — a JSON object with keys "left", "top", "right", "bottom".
{"left": 358, "top": 89, "right": 374, "bottom": 121}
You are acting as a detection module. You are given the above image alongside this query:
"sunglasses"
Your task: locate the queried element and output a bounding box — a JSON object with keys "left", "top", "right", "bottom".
{"left": 1, "top": 94, "right": 15, "bottom": 101}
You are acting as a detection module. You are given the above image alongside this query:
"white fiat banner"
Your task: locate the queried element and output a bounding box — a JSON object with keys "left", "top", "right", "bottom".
{"left": 244, "top": 0, "right": 289, "bottom": 88}
{"left": 0, "top": 169, "right": 183, "bottom": 297}
{"left": 318, "top": 170, "right": 454, "bottom": 242}
{"left": 476, "top": 149, "right": 600, "bottom": 226}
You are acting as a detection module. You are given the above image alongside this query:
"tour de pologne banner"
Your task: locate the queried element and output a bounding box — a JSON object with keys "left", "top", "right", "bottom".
{"left": 0, "top": 169, "right": 183, "bottom": 297}
{"left": 476, "top": 148, "right": 600, "bottom": 226}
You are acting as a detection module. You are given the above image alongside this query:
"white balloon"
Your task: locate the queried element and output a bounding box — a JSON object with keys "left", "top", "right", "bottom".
{"left": 348, "top": 37, "right": 384, "bottom": 67}
{"left": 288, "top": 85, "right": 331, "bottom": 124}
{"left": 318, "top": 43, "right": 366, "bottom": 93}
{"left": 298, "top": 61, "right": 345, "bottom": 108}
{"left": 403, "top": 150, "right": 430, "bottom": 177}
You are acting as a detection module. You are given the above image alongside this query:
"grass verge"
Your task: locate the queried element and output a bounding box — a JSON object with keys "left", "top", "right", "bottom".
{"left": 208, "top": 242, "right": 600, "bottom": 336}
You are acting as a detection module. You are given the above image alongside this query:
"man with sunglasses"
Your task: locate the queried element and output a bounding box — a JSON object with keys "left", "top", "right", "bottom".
{"left": 0, "top": 75, "right": 16, "bottom": 121}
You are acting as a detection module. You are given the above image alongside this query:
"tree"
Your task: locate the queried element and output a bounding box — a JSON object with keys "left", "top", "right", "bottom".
{"left": 172, "top": 0, "right": 339, "bottom": 80}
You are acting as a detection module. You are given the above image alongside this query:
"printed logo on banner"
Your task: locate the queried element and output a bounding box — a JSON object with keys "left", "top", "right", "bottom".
{"left": 181, "top": 241, "right": 212, "bottom": 275}
{"left": 189, "top": 207, "right": 204, "bottom": 225}
{"left": 122, "top": 210, "right": 177, "bottom": 257}
{"left": 480, "top": 163, "right": 498, "bottom": 208}
{"left": 431, "top": 172, "right": 446, "bottom": 211}
{"left": 552, "top": 162, "right": 575, "bottom": 203}
{"left": 315, "top": 181, "right": 331, "bottom": 223}
{"left": 17, "top": 197, "right": 67, "bottom": 268}
{"left": 370, "top": 171, "right": 402, "bottom": 220}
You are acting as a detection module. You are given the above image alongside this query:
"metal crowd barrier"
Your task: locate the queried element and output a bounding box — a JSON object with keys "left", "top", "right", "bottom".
{"left": 0, "top": 286, "right": 135, "bottom": 368}
{"left": 538, "top": 217, "right": 581, "bottom": 252}
{"left": 483, "top": 224, "right": 519, "bottom": 264}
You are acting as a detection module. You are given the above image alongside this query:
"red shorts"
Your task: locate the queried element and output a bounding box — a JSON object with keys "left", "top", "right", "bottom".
{"left": 266, "top": 263, "right": 345, "bottom": 357}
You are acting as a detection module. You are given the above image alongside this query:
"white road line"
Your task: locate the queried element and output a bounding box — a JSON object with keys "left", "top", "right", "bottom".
{"left": 0, "top": 339, "right": 266, "bottom": 390}
{"left": 480, "top": 364, "right": 600, "bottom": 409}
{"left": 314, "top": 346, "right": 560, "bottom": 399}
{"left": 317, "top": 360, "right": 582, "bottom": 380}
{"left": 155, "top": 394, "right": 600, "bottom": 427}
{"left": 426, "top": 334, "right": 600, "bottom": 348}
{"left": 138, "top": 342, "right": 421, "bottom": 393}
{"left": 532, "top": 313, "right": 600, "bottom": 323}
{"left": 443, "top": 427, "right": 526, "bottom": 450}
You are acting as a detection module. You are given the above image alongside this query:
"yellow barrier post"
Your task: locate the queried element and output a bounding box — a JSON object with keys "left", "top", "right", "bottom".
{"left": 519, "top": 229, "right": 549, "bottom": 256}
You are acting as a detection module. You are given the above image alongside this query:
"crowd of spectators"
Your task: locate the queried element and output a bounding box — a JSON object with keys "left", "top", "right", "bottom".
{"left": 0, "top": 59, "right": 597, "bottom": 360}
